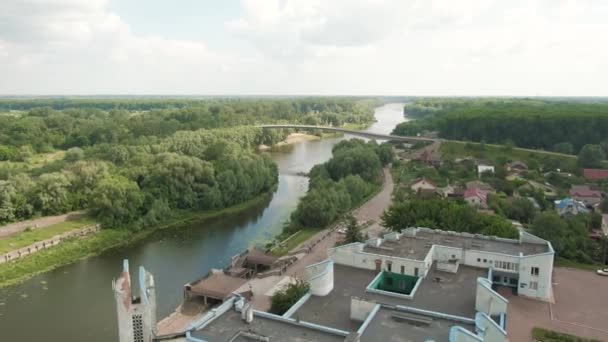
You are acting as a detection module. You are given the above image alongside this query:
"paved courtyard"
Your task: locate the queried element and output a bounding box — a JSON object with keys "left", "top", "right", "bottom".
{"left": 503, "top": 267, "right": 608, "bottom": 342}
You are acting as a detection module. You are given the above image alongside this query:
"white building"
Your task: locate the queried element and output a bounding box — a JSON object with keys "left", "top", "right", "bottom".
{"left": 113, "top": 260, "right": 157, "bottom": 342}
{"left": 329, "top": 227, "right": 554, "bottom": 302}
{"left": 477, "top": 164, "right": 495, "bottom": 176}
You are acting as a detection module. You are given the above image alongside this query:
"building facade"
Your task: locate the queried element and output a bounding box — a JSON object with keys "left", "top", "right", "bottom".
{"left": 113, "top": 260, "right": 157, "bottom": 342}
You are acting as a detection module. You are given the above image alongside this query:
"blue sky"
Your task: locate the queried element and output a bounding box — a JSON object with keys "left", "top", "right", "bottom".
{"left": 0, "top": 0, "right": 607, "bottom": 95}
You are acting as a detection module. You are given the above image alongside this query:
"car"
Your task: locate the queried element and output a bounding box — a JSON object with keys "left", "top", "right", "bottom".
{"left": 337, "top": 228, "right": 347, "bottom": 234}
{"left": 597, "top": 269, "right": 608, "bottom": 276}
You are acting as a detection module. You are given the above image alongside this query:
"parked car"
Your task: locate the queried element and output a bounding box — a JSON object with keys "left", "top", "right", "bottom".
{"left": 597, "top": 269, "right": 608, "bottom": 276}
{"left": 337, "top": 228, "right": 347, "bottom": 234}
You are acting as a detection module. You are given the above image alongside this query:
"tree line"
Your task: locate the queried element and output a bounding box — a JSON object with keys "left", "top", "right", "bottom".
{"left": 381, "top": 198, "right": 520, "bottom": 239}
{"left": 0, "top": 98, "right": 376, "bottom": 159}
{"left": 395, "top": 99, "right": 608, "bottom": 155}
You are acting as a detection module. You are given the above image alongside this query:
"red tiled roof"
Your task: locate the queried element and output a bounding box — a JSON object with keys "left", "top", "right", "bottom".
{"left": 569, "top": 185, "right": 602, "bottom": 198}
{"left": 583, "top": 169, "right": 608, "bottom": 180}
{"left": 464, "top": 187, "right": 488, "bottom": 202}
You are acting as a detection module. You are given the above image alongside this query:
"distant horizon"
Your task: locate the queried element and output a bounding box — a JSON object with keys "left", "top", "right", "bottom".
{"left": 1, "top": 94, "right": 608, "bottom": 99}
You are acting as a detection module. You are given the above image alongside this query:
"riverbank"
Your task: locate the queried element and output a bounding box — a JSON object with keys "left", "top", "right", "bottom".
{"left": 0, "top": 192, "right": 273, "bottom": 288}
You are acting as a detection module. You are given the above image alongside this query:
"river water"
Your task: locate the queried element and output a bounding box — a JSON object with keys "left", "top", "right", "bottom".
{"left": 0, "top": 103, "right": 406, "bottom": 341}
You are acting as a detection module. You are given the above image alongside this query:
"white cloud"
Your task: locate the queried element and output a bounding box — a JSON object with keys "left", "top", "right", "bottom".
{"left": 0, "top": 0, "right": 607, "bottom": 95}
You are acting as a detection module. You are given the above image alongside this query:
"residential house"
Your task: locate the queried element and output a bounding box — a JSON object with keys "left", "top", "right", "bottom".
{"left": 414, "top": 150, "right": 443, "bottom": 167}
{"left": 554, "top": 198, "right": 589, "bottom": 218}
{"left": 602, "top": 215, "right": 608, "bottom": 236}
{"left": 477, "top": 164, "right": 495, "bottom": 176}
{"left": 464, "top": 188, "right": 489, "bottom": 208}
{"left": 569, "top": 185, "right": 603, "bottom": 207}
{"left": 506, "top": 161, "right": 528, "bottom": 173}
{"left": 437, "top": 184, "right": 465, "bottom": 198}
{"left": 466, "top": 180, "right": 495, "bottom": 192}
{"left": 409, "top": 178, "right": 437, "bottom": 194}
{"left": 521, "top": 180, "right": 558, "bottom": 199}
{"left": 583, "top": 168, "right": 608, "bottom": 180}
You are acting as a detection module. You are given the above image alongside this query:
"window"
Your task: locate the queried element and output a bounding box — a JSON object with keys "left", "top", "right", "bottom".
{"left": 483, "top": 259, "right": 487, "bottom": 263}
{"left": 530, "top": 281, "right": 538, "bottom": 290}
{"left": 451, "top": 254, "right": 456, "bottom": 259}
{"left": 531, "top": 267, "right": 539, "bottom": 276}
{"left": 414, "top": 267, "right": 419, "bottom": 277}
{"left": 400, "top": 265, "right": 405, "bottom": 274}
{"left": 387, "top": 262, "right": 392, "bottom": 272}
{"left": 477, "top": 258, "right": 481, "bottom": 262}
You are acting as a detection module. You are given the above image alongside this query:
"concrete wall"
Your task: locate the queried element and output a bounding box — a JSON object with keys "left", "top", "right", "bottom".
{"left": 329, "top": 242, "right": 427, "bottom": 277}
{"left": 305, "top": 259, "right": 334, "bottom": 296}
{"left": 113, "top": 260, "right": 157, "bottom": 342}
{"left": 1, "top": 224, "right": 101, "bottom": 264}
{"left": 518, "top": 252, "right": 554, "bottom": 301}
{"left": 350, "top": 297, "right": 377, "bottom": 322}
{"left": 449, "top": 326, "right": 483, "bottom": 342}
{"left": 475, "top": 312, "right": 508, "bottom": 342}
{"left": 475, "top": 278, "right": 508, "bottom": 317}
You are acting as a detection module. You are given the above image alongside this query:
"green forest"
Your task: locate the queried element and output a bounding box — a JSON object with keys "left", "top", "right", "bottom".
{"left": 395, "top": 98, "right": 608, "bottom": 155}
{"left": 0, "top": 98, "right": 377, "bottom": 228}
{"left": 287, "top": 139, "right": 393, "bottom": 232}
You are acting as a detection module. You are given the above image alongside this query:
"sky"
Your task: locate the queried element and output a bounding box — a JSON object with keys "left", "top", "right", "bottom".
{"left": 0, "top": 0, "right": 607, "bottom": 96}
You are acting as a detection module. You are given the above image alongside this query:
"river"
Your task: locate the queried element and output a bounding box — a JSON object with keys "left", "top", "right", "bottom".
{"left": 0, "top": 103, "right": 407, "bottom": 341}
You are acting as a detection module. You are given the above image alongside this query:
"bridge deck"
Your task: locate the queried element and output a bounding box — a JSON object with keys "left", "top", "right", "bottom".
{"left": 258, "top": 124, "right": 436, "bottom": 143}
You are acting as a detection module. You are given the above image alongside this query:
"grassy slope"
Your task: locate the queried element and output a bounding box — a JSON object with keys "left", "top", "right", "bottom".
{"left": 532, "top": 327, "right": 601, "bottom": 342}
{"left": 0, "top": 192, "right": 272, "bottom": 288}
{"left": 440, "top": 141, "right": 577, "bottom": 172}
{"left": 0, "top": 217, "right": 97, "bottom": 254}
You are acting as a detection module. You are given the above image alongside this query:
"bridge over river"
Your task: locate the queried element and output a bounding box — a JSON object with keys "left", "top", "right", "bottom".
{"left": 258, "top": 124, "right": 437, "bottom": 143}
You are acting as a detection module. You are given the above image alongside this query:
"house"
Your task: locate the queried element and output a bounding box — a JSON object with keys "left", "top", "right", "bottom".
{"left": 521, "top": 180, "right": 558, "bottom": 199}
{"left": 466, "top": 180, "right": 495, "bottom": 192}
{"left": 569, "top": 185, "right": 603, "bottom": 206}
{"left": 583, "top": 168, "right": 608, "bottom": 180}
{"left": 526, "top": 197, "right": 542, "bottom": 210}
{"left": 464, "top": 187, "right": 489, "bottom": 208}
{"left": 477, "top": 164, "right": 495, "bottom": 176}
{"left": 437, "top": 184, "right": 464, "bottom": 198}
{"left": 554, "top": 198, "right": 589, "bottom": 218}
{"left": 506, "top": 161, "right": 528, "bottom": 173}
{"left": 414, "top": 150, "right": 443, "bottom": 167}
{"left": 601, "top": 214, "right": 608, "bottom": 236}
{"left": 409, "top": 178, "right": 437, "bottom": 193}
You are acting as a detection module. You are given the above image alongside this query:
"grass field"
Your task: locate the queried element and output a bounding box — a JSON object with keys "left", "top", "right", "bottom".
{"left": 272, "top": 229, "right": 319, "bottom": 256}
{"left": 0, "top": 192, "right": 273, "bottom": 288}
{"left": 0, "top": 217, "right": 97, "bottom": 254}
{"left": 532, "top": 327, "right": 602, "bottom": 342}
{"left": 440, "top": 141, "right": 577, "bottom": 171}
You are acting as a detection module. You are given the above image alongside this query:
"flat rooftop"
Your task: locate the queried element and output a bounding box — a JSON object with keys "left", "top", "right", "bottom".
{"left": 361, "top": 307, "right": 476, "bottom": 342}
{"left": 293, "top": 264, "right": 483, "bottom": 333}
{"left": 192, "top": 310, "right": 343, "bottom": 342}
{"left": 364, "top": 230, "right": 548, "bottom": 260}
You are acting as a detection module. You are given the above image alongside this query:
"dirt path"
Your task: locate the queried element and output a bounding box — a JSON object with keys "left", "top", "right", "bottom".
{"left": 0, "top": 211, "right": 86, "bottom": 239}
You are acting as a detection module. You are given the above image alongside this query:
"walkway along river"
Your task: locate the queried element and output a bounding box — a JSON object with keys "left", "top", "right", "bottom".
{"left": 0, "top": 103, "right": 407, "bottom": 341}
